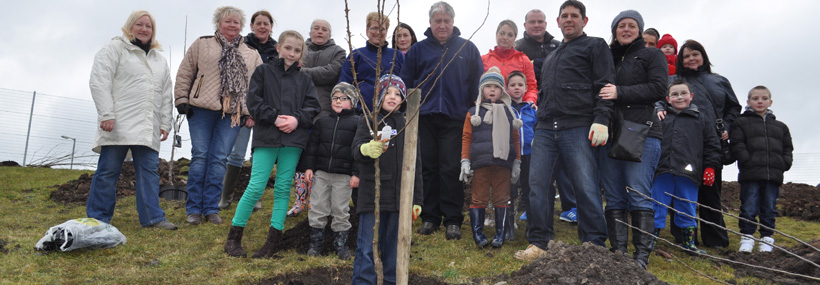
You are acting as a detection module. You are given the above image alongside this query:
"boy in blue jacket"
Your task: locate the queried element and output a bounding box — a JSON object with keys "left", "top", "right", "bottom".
{"left": 730, "top": 85, "right": 793, "bottom": 253}
{"left": 506, "top": 70, "right": 535, "bottom": 241}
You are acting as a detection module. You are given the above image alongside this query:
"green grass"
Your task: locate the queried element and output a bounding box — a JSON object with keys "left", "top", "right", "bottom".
{"left": 0, "top": 167, "right": 817, "bottom": 284}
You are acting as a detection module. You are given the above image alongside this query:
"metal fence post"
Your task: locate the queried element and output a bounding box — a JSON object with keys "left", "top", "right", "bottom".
{"left": 22, "top": 91, "right": 36, "bottom": 167}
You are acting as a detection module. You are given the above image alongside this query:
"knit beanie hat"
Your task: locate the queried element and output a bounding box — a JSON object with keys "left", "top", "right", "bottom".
{"left": 471, "top": 67, "right": 522, "bottom": 129}
{"left": 657, "top": 34, "right": 678, "bottom": 54}
{"left": 331, "top": 82, "right": 360, "bottom": 108}
{"left": 611, "top": 10, "right": 644, "bottom": 34}
{"left": 377, "top": 74, "right": 407, "bottom": 112}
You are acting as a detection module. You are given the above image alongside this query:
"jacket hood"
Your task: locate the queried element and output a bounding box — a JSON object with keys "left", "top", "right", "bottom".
{"left": 116, "top": 36, "right": 161, "bottom": 52}
{"left": 742, "top": 107, "right": 775, "bottom": 118}
{"left": 667, "top": 102, "right": 700, "bottom": 116}
{"left": 273, "top": 57, "right": 301, "bottom": 73}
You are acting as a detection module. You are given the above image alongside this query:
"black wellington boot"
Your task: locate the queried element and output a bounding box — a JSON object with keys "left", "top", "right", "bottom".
{"left": 491, "top": 207, "right": 508, "bottom": 248}
{"left": 223, "top": 226, "right": 247, "bottom": 257}
{"left": 469, "top": 208, "right": 489, "bottom": 248}
{"left": 632, "top": 210, "right": 655, "bottom": 269}
{"left": 605, "top": 209, "right": 629, "bottom": 253}
{"left": 252, "top": 227, "right": 282, "bottom": 258}
{"left": 219, "top": 165, "right": 242, "bottom": 209}
{"left": 504, "top": 203, "right": 515, "bottom": 241}
{"left": 333, "top": 231, "right": 351, "bottom": 260}
{"left": 307, "top": 227, "right": 324, "bottom": 257}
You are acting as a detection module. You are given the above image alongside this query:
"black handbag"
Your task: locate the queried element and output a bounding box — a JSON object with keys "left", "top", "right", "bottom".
{"left": 608, "top": 111, "right": 651, "bottom": 162}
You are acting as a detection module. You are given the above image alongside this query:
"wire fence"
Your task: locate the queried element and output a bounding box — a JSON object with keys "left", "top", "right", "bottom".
{"left": 0, "top": 88, "right": 191, "bottom": 170}
{"left": 0, "top": 86, "right": 818, "bottom": 185}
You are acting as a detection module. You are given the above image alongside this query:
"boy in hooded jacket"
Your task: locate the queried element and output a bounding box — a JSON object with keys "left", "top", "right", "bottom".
{"left": 730, "top": 85, "right": 793, "bottom": 253}
{"left": 302, "top": 82, "right": 362, "bottom": 260}
{"left": 460, "top": 67, "right": 522, "bottom": 249}
{"left": 351, "top": 74, "right": 423, "bottom": 285}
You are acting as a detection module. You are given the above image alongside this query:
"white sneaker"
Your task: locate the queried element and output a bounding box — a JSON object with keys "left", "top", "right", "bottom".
{"left": 738, "top": 235, "right": 754, "bottom": 253}
{"left": 758, "top": 236, "right": 775, "bottom": 252}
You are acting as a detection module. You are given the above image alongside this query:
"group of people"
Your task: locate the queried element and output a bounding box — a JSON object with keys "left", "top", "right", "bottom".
{"left": 86, "top": 0, "right": 793, "bottom": 283}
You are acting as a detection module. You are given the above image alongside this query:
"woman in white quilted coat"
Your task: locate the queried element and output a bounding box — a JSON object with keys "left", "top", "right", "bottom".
{"left": 174, "top": 6, "right": 263, "bottom": 225}
{"left": 87, "top": 10, "right": 177, "bottom": 230}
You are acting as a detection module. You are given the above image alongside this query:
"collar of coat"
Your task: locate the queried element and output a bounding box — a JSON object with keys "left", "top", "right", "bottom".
{"left": 307, "top": 38, "right": 337, "bottom": 50}
{"left": 522, "top": 30, "right": 556, "bottom": 45}
{"left": 422, "top": 26, "right": 462, "bottom": 46}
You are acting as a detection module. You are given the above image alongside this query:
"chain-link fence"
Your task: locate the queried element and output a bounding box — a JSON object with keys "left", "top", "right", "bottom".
{"left": 0, "top": 88, "right": 191, "bottom": 170}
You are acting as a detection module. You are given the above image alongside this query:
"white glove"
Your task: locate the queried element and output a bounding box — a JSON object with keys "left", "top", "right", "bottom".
{"left": 459, "top": 159, "right": 473, "bottom": 182}
{"left": 588, "top": 123, "right": 609, "bottom": 147}
{"left": 511, "top": 159, "right": 522, "bottom": 184}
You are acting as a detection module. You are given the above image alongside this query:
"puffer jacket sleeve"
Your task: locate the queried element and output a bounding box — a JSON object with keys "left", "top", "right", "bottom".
{"left": 521, "top": 54, "right": 539, "bottom": 103}
{"left": 352, "top": 116, "right": 374, "bottom": 163}
{"left": 617, "top": 49, "right": 667, "bottom": 104}
{"left": 729, "top": 118, "right": 751, "bottom": 166}
{"left": 159, "top": 61, "right": 174, "bottom": 132}
{"left": 246, "top": 65, "right": 278, "bottom": 124}
{"left": 174, "top": 38, "right": 201, "bottom": 106}
{"left": 783, "top": 123, "right": 794, "bottom": 170}
{"left": 89, "top": 41, "right": 120, "bottom": 122}
{"left": 303, "top": 45, "right": 346, "bottom": 86}
{"left": 242, "top": 51, "right": 263, "bottom": 116}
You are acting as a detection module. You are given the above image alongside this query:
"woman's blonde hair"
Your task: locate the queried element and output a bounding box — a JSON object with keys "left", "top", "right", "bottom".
{"left": 278, "top": 30, "right": 307, "bottom": 65}
{"left": 366, "top": 12, "right": 390, "bottom": 30}
{"left": 213, "top": 6, "right": 245, "bottom": 32}
{"left": 121, "top": 10, "right": 160, "bottom": 49}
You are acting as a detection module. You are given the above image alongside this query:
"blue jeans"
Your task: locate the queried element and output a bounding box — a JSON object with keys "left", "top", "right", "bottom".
{"left": 739, "top": 180, "right": 779, "bottom": 237}
{"left": 226, "top": 126, "right": 252, "bottom": 167}
{"left": 87, "top": 145, "right": 167, "bottom": 226}
{"left": 185, "top": 106, "right": 241, "bottom": 216}
{"left": 552, "top": 158, "right": 577, "bottom": 212}
{"left": 599, "top": 137, "right": 661, "bottom": 212}
{"left": 652, "top": 173, "right": 698, "bottom": 229}
{"left": 353, "top": 211, "right": 399, "bottom": 285}
{"left": 527, "top": 127, "right": 607, "bottom": 249}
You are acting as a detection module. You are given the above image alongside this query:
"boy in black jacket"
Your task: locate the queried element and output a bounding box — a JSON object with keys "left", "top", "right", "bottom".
{"left": 650, "top": 80, "right": 720, "bottom": 254}
{"left": 730, "top": 85, "right": 793, "bottom": 253}
{"left": 303, "top": 82, "right": 361, "bottom": 260}
{"left": 351, "top": 74, "right": 423, "bottom": 285}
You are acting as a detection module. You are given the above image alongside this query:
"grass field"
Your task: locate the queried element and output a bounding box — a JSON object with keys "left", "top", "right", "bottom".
{"left": 1, "top": 167, "right": 817, "bottom": 284}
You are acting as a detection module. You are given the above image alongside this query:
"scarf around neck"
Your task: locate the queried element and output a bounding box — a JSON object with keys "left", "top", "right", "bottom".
{"left": 217, "top": 31, "right": 249, "bottom": 127}
{"left": 479, "top": 101, "right": 512, "bottom": 160}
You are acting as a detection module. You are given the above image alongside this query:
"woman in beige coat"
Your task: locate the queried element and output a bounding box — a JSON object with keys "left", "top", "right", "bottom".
{"left": 87, "top": 10, "right": 176, "bottom": 230}
{"left": 174, "top": 6, "right": 262, "bottom": 225}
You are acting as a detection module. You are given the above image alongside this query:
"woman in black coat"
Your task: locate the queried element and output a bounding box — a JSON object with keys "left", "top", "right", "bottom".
{"left": 597, "top": 10, "right": 668, "bottom": 269}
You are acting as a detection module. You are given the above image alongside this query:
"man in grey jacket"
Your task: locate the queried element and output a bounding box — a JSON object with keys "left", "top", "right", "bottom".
{"left": 302, "top": 19, "right": 347, "bottom": 117}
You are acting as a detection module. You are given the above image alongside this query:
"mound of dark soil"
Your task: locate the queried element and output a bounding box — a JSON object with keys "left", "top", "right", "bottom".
{"left": 722, "top": 181, "right": 820, "bottom": 222}
{"left": 49, "top": 159, "right": 273, "bottom": 204}
{"left": 725, "top": 238, "right": 820, "bottom": 285}
{"left": 476, "top": 241, "right": 665, "bottom": 285}
{"left": 258, "top": 266, "right": 448, "bottom": 285}
{"left": 274, "top": 207, "right": 360, "bottom": 255}
{"left": 1, "top": 160, "right": 20, "bottom": 167}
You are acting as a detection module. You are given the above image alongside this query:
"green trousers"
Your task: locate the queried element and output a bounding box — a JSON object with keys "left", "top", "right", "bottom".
{"left": 231, "top": 147, "right": 302, "bottom": 230}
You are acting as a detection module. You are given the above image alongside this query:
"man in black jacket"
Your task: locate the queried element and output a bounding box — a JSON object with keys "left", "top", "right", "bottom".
{"left": 515, "top": 0, "right": 615, "bottom": 261}
{"left": 513, "top": 8, "right": 576, "bottom": 224}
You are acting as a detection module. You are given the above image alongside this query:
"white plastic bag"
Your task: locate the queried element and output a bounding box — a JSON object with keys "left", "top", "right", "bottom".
{"left": 35, "top": 218, "right": 127, "bottom": 251}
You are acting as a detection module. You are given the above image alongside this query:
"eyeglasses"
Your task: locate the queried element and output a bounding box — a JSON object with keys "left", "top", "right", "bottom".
{"left": 668, "top": 92, "right": 691, "bottom": 99}
{"left": 332, "top": 96, "right": 351, "bottom": 102}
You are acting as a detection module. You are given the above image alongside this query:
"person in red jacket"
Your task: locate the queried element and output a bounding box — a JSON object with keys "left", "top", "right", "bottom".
{"left": 657, "top": 34, "right": 678, "bottom": 76}
{"left": 481, "top": 20, "right": 538, "bottom": 104}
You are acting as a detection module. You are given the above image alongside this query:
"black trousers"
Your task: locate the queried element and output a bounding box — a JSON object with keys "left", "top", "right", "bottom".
{"left": 418, "top": 114, "right": 465, "bottom": 227}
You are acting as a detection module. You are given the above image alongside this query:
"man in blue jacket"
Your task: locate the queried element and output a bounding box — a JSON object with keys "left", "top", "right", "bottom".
{"left": 400, "top": 1, "right": 483, "bottom": 240}
{"left": 515, "top": 0, "right": 615, "bottom": 261}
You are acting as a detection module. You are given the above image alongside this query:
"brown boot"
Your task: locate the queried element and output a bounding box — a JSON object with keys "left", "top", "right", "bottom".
{"left": 252, "top": 227, "right": 282, "bottom": 258}
{"left": 224, "top": 226, "right": 246, "bottom": 257}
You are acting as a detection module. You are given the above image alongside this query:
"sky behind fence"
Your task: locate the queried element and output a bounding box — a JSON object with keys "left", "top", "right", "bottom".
{"left": 1, "top": 87, "right": 817, "bottom": 185}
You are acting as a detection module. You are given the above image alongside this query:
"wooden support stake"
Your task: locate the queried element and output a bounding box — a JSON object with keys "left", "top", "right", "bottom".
{"left": 396, "top": 88, "right": 420, "bottom": 285}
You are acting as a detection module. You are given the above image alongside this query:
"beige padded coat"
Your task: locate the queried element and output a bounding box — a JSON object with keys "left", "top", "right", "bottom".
{"left": 174, "top": 35, "right": 262, "bottom": 115}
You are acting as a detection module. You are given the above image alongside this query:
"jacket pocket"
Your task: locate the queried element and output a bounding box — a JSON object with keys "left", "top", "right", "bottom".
{"left": 192, "top": 74, "right": 204, "bottom": 98}
{"left": 560, "top": 83, "right": 593, "bottom": 109}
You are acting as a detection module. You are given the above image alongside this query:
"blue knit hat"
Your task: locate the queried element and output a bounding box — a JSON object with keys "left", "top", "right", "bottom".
{"left": 611, "top": 10, "right": 644, "bottom": 34}
{"left": 377, "top": 74, "right": 407, "bottom": 112}
{"left": 471, "top": 67, "right": 522, "bottom": 129}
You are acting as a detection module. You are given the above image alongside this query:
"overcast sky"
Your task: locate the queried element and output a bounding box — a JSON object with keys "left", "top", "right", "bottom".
{"left": 1, "top": 0, "right": 818, "bottom": 183}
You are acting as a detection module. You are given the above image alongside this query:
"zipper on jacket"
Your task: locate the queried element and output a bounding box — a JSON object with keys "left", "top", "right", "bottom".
{"left": 193, "top": 74, "right": 204, "bottom": 98}
{"left": 764, "top": 116, "right": 770, "bottom": 180}
{"left": 328, "top": 116, "right": 340, "bottom": 170}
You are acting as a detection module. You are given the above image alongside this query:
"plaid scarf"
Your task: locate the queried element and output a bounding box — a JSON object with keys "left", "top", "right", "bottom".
{"left": 216, "top": 31, "right": 249, "bottom": 127}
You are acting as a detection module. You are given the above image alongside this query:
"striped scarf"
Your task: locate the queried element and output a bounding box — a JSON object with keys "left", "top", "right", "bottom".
{"left": 216, "top": 31, "right": 248, "bottom": 127}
